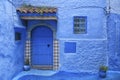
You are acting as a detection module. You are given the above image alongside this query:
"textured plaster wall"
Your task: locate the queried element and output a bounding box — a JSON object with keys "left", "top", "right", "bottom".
{"left": 106, "top": 0, "right": 120, "bottom": 71}
{"left": 108, "top": 13, "right": 120, "bottom": 71}
{"left": 57, "top": 8, "right": 106, "bottom": 39}
{"left": 13, "top": 0, "right": 107, "bottom": 39}
{"left": 59, "top": 40, "right": 107, "bottom": 72}
{"left": 12, "top": 0, "right": 107, "bottom": 73}
{"left": 3, "top": 0, "right": 120, "bottom": 79}
{"left": 0, "top": 1, "right": 24, "bottom": 80}
{"left": 13, "top": 0, "right": 106, "bottom": 8}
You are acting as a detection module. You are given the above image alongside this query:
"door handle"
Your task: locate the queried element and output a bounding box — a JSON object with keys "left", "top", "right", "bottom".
{"left": 47, "top": 44, "right": 50, "bottom": 47}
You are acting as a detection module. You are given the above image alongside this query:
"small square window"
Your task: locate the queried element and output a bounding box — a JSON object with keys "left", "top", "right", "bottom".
{"left": 74, "top": 16, "right": 87, "bottom": 34}
{"left": 15, "top": 32, "right": 21, "bottom": 40}
{"left": 14, "top": 27, "right": 25, "bottom": 41}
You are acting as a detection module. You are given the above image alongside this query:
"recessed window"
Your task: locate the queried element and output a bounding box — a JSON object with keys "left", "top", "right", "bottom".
{"left": 14, "top": 27, "right": 25, "bottom": 41}
{"left": 74, "top": 16, "right": 87, "bottom": 34}
{"left": 15, "top": 32, "right": 21, "bottom": 41}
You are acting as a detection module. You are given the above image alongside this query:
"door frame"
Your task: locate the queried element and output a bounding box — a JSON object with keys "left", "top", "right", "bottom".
{"left": 25, "top": 23, "right": 59, "bottom": 70}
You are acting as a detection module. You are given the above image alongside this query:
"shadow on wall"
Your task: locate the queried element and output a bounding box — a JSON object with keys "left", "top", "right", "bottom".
{"left": 108, "top": 13, "right": 120, "bottom": 71}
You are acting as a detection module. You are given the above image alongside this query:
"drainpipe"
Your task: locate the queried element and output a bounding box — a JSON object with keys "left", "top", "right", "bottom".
{"left": 106, "top": 0, "right": 111, "bottom": 67}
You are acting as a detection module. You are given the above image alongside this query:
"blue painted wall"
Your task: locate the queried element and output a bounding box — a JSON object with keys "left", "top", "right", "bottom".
{"left": 0, "top": 1, "right": 25, "bottom": 80}
{"left": 13, "top": 0, "right": 106, "bottom": 39}
{"left": 27, "top": 20, "right": 57, "bottom": 31}
{"left": 1, "top": 0, "right": 107, "bottom": 77}
{"left": 1, "top": 0, "right": 120, "bottom": 80}
{"left": 107, "top": 13, "right": 120, "bottom": 71}
{"left": 13, "top": 0, "right": 107, "bottom": 73}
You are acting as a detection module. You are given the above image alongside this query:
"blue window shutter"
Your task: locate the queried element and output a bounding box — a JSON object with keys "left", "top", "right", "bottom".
{"left": 64, "top": 42, "right": 76, "bottom": 53}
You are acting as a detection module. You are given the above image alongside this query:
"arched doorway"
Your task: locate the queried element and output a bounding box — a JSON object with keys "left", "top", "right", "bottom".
{"left": 31, "top": 26, "right": 53, "bottom": 68}
{"left": 16, "top": 6, "right": 59, "bottom": 70}
{"left": 25, "top": 24, "right": 59, "bottom": 70}
{"left": 24, "top": 23, "right": 59, "bottom": 70}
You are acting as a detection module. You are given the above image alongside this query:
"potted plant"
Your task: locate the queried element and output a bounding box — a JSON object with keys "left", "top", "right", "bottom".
{"left": 23, "top": 59, "right": 30, "bottom": 71}
{"left": 99, "top": 65, "right": 108, "bottom": 78}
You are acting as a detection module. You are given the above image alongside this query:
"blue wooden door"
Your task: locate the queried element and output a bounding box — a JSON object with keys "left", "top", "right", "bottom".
{"left": 31, "top": 26, "right": 53, "bottom": 66}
